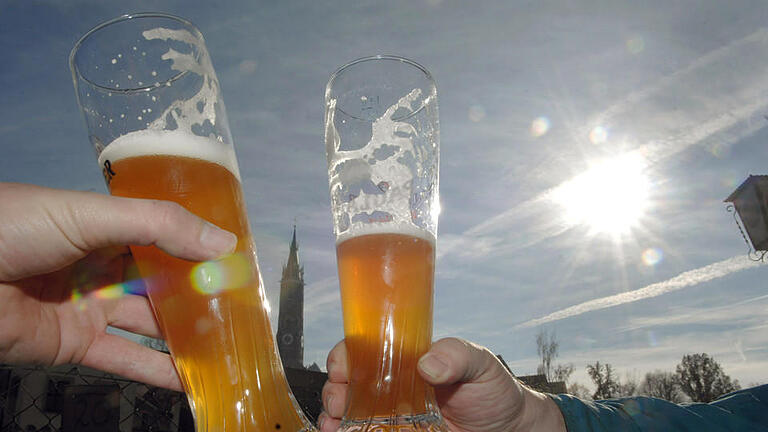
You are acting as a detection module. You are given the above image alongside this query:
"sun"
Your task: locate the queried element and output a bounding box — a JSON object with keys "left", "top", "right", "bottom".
{"left": 554, "top": 153, "right": 651, "bottom": 236}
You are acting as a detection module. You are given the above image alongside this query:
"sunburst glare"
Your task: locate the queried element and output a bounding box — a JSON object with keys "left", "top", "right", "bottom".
{"left": 555, "top": 153, "right": 651, "bottom": 236}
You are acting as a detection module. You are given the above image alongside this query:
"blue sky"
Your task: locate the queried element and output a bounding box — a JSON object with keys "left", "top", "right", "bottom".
{"left": 2, "top": 0, "right": 768, "bottom": 391}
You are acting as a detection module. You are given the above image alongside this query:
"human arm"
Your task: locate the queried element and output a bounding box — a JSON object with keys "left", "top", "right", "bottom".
{"left": 551, "top": 385, "right": 768, "bottom": 431}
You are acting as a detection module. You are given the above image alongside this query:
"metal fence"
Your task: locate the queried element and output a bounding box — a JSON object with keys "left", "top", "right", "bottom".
{"left": 0, "top": 364, "right": 192, "bottom": 432}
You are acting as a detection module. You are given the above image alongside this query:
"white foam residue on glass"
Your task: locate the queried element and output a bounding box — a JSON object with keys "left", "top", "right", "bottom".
{"left": 141, "top": 27, "right": 221, "bottom": 136}
{"left": 327, "top": 89, "right": 436, "bottom": 244}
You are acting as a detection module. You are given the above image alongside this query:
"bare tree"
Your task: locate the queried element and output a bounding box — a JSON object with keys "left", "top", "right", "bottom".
{"left": 639, "top": 370, "right": 685, "bottom": 403}
{"left": 676, "top": 353, "right": 740, "bottom": 402}
{"left": 586, "top": 361, "right": 620, "bottom": 399}
{"left": 554, "top": 363, "right": 574, "bottom": 383}
{"left": 536, "top": 329, "right": 557, "bottom": 381}
{"left": 536, "top": 328, "right": 573, "bottom": 384}
{"left": 616, "top": 371, "right": 638, "bottom": 397}
{"left": 567, "top": 382, "right": 593, "bottom": 400}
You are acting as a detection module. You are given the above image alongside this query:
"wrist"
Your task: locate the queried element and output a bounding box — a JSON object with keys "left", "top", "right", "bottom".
{"left": 515, "top": 385, "right": 567, "bottom": 432}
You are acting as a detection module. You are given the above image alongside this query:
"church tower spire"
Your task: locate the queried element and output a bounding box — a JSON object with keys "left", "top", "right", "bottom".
{"left": 276, "top": 225, "right": 305, "bottom": 369}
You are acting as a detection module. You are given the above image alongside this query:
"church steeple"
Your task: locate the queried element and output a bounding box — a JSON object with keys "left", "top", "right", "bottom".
{"left": 276, "top": 225, "right": 305, "bottom": 369}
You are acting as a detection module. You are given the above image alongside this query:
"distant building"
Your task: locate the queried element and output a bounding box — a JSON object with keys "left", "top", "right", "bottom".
{"left": 276, "top": 226, "right": 327, "bottom": 422}
{"left": 277, "top": 226, "right": 306, "bottom": 370}
{"left": 497, "top": 355, "right": 568, "bottom": 394}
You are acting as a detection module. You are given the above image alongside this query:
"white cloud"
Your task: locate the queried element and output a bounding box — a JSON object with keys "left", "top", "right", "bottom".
{"left": 585, "top": 28, "right": 768, "bottom": 133}
{"left": 618, "top": 293, "right": 768, "bottom": 332}
{"left": 515, "top": 256, "right": 765, "bottom": 329}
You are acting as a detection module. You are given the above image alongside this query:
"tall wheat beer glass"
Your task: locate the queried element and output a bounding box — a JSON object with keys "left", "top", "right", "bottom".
{"left": 324, "top": 56, "right": 447, "bottom": 432}
{"left": 70, "top": 14, "right": 314, "bottom": 432}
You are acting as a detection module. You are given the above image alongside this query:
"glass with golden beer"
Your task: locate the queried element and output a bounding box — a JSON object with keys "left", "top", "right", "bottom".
{"left": 324, "top": 56, "right": 447, "bottom": 432}
{"left": 70, "top": 13, "right": 314, "bottom": 432}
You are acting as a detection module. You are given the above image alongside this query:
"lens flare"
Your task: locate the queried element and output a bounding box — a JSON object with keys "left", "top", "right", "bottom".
{"left": 709, "top": 141, "right": 730, "bottom": 158}
{"left": 530, "top": 116, "right": 550, "bottom": 137}
{"left": 627, "top": 36, "right": 645, "bottom": 54}
{"left": 95, "top": 284, "right": 126, "bottom": 300}
{"left": 94, "top": 279, "right": 146, "bottom": 299}
{"left": 70, "top": 289, "right": 85, "bottom": 310}
{"left": 70, "top": 278, "right": 147, "bottom": 310}
{"left": 641, "top": 248, "right": 663, "bottom": 266}
{"left": 190, "top": 253, "right": 254, "bottom": 295}
{"left": 468, "top": 105, "right": 486, "bottom": 122}
{"left": 647, "top": 330, "right": 658, "bottom": 347}
{"left": 238, "top": 59, "right": 258, "bottom": 74}
{"left": 589, "top": 125, "right": 608, "bottom": 144}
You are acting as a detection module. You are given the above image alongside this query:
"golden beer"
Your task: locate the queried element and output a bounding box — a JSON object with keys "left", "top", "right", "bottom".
{"left": 102, "top": 130, "right": 311, "bottom": 432}
{"left": 336, "top": 232, "right": 437, "bottom": 421}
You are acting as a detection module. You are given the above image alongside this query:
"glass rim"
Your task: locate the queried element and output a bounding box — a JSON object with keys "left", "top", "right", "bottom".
{"left": 69, "top": 12, "right": 203, "bottom": 94}
{"left": 325, "top": 55, "right": 436, "bottom": 122}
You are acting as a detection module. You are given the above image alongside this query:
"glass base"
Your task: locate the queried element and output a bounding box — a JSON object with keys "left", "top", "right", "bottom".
{"left": 338, "top": 414, "right": 448, "bottom": 432}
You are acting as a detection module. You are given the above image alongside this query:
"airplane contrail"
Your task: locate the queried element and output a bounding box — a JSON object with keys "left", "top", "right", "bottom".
{"left": 585, "top": 27, "right": 768, "bottom": 131}
{"left": 513, "top": 256, "right": 764, "bottom": 329}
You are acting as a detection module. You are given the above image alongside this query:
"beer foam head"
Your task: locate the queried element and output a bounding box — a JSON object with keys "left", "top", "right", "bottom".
{"left": 335, "top": 222, "right": 436, "bottom": 245}
{"left": 100, "top": 129, "right": 241, "bottom": 181}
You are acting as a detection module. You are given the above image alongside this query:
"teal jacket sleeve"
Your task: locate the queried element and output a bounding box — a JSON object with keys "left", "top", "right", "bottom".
{"left": 549, "top": 385, "right": 768, "bottom": 431}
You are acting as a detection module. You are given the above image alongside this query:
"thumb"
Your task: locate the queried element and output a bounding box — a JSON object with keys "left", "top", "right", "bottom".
{"left": 417, "top": 337, "right": 508, "bottom": 386}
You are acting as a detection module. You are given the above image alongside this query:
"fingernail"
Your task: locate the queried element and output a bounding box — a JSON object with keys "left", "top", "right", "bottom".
{"left": 199, "top": 222, "right": 237, "bottom": 256}
{"left": 419, "top": 353, "right": 449, "bottom": 380}
{"left": 318, "top": 414, "right": 325, "bottom": 430}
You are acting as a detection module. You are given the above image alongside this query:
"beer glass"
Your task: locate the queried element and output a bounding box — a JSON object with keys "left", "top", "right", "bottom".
{"left": 70, "top": 13, "right": 314, "bottom": 432}
{"left": 324, "top": 56, "right": 447, "bottom": 432}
